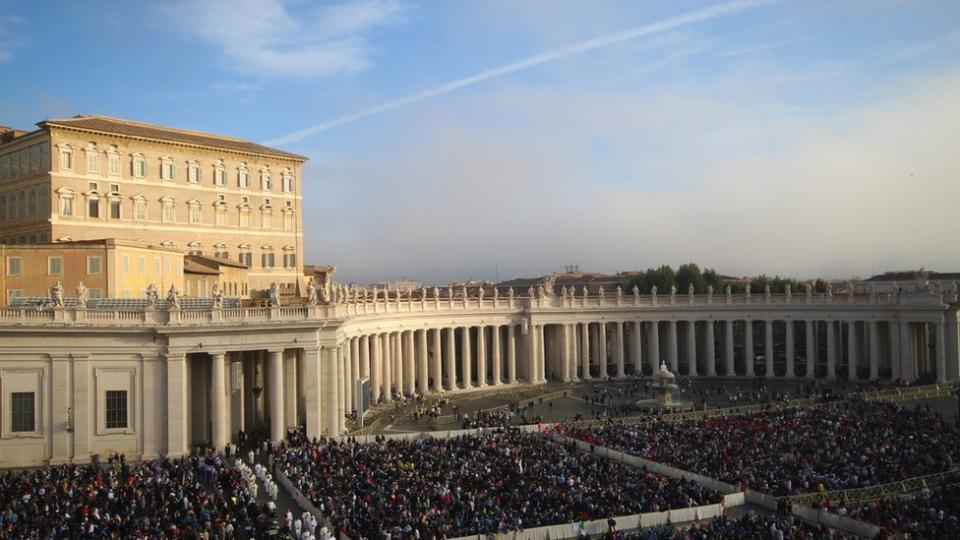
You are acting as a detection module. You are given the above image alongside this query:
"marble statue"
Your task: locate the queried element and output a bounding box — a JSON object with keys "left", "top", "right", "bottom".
{"left": 598, "top": 286, "right": 605, "bottom": 299}
{"left": 306, "top": 280, "right": 319, "bottom": 306}
{"left": 76, "top": 281, "right": 89, "bottom": 309}
{"left": 617, "top": 286, "right": 623, "bottom": 298}
{"left": 166, "top": 284, "right": 181, "bottom": 310}
{"left": 528, "top": 286, "right": 535, "bottom": 299}
{"left": 51, "top": 281, "right": 64, "bottom": 308}
{"left": 477, "top": 286, "right": 485, "bottom": 300}
{"left": 268, "top": 283, "right": 280, "bottom": 307}
{"left": 785, "top": 284, "right": 792, "bottom": 297}
{"left": 212, "top": 283, "right": 224, "bottom": 308}
{"left": 145, "top": 284, "right": 159, "bottom": 308}
{"left": 764, "top": 284, "right": 771, "bottom": 298}
{"left": 745, "top": 284, "right": 752, "bottom": 297}
{"left": 632, "top": 285, "right": 640, "bottom": 297}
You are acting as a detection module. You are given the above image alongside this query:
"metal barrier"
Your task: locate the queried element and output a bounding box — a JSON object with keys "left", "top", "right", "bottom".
{"left": 785, "top": 469, "right": 960, "bottom": 507}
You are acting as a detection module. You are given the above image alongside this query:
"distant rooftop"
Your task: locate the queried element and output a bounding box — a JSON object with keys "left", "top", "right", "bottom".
{"left": 864, "top": 270, "right": 960, "bottom": 282}
{"left": 35, "top": 115, "right": 307, "bottom": 162}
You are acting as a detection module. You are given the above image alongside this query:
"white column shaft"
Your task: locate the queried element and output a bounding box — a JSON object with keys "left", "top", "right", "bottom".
{"left": 268, "top": 350, "right": 284, "bottom": 442}
{"left": 210, "top": 352, "right": 227, "bottom": 450}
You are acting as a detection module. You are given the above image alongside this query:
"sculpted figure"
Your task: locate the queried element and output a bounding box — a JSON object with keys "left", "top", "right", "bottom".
{"left": 306, "top": 280, "right": 319, "bottom": 306}
{"left": 745, "top": 284, "right": 752, "bottom": 297}
{"left": 632, "top": 285, "right": 640, "bottom": 297}
{"left": 212, "top": 283, "right": 224, "bottom": 308}
{"left": 51, "top": 281, "right": 64, "bottom": 308}
{"left": 268, "top": 282, "right": 280, "bottom": 307}
{"left": 167, "top": 284, "right": 181, "bottom": 310}
{"left": 764, "top": 284, "right": 771, "bottom": 297}
{"left": 528, "top": 286, "right": 535, "bottom": 299}
{"left": 76, "top": 281, "right": 89, "bottom": 309}
{"left": 598, "top": 286, "right": 605, "bottom": 299}
{"left": 617, "top": 286, "right": 623, "bottom": 298}
{"left": 145, "top": 284, "right": 158, "bottom": 308}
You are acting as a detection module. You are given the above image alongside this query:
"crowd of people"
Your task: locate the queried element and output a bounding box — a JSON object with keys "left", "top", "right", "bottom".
{"left": 607, "top": 513, "right": 857, "bottom": 539}
{"left": 273, "top": 429, "right": 721, "bottom": 539}
{"left": 845, "top": 482, "right": 960, "bottom": 538}
{"left": 0, "top": 452, "right": 278, "bottom": 538}
{"left": 567, "top": 401, "right": 958, "bottom": 496}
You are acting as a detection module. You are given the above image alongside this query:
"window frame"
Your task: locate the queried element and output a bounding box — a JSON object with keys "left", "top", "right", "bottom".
{"left": 104, "top": 390, "right": 128, "bottom": 430}
{"left": 10, "top": 392, "right": 36, "bottom": 434}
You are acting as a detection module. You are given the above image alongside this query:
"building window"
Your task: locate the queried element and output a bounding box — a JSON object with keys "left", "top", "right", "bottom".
{"left": 108, "top": 150, "right": 121, "bottom": 176}
{"left": 239, "top": 251, "right": 252, "bottom": 267}
{"left": 160, "top": 158, "right": 176, "bottom": 181}
{"left": 239, "top": 208, "right": 250, "bottom": 228}
{"left": 283, "top": 210, "right": 294, "bottom": 231}
{"left": 161, "top": 199, "right": 176, "bottom": 222}
{"left": 61, "top": 196, "right": 74, "bottom": 217}
{"left": 260, "top": 169, "right": 272, "bottom": 191}
{"left": 189, "top": 203, "right": 202, "bottom": 224}
{"left": 121, "top": 255, "right": 129, "bottom": 275}
{"left": 284, "top": 252, "right": 297, "bottom": 268}
{"left": 187, "top": 161, "right": 201, "bottom": 183}
{"left": 6, "top": 256, "right": 21, "bottom": 276}
{"left": 215, "top": 207, "right": 227, "bottom": 226}
{"left": 88, "top": 198, "right": 99, "bottom": 218}
{"left": 87, "top": 256, "right": 101, "bottom": 275}
{"left": 48, "top": 256, "right": 63, "bottom": 275}
{"left": 138, "top": 256, "right": 146, "bottom": 275}
{"left": 86, "top": 150, "right": 99, "bottom": 175}
{"left": 154, "top": 257, "right": 161, "bottom": 275}
{"left": 59, "top": 146, "right": 73, "bottom": 171}
{"left": 261, "top": 252, "right": 275, "bottom": 268}
{"left": 281, "top": 170, "right": 294, "bottom": 193}
{"left": 132, "top": 154, "right": 147, "bottom": 178}
{"left": 105, "top": 390, "right": 128, "bottom": 429}
{"left": 262, "top": 211, "right": 272, "bottom": 229}
{"left": 10, "top": 392, "right": 35, "bottom": 433}
{"left": 133, "top": 198, "right": 147, "bottom": 221}
{"left": 109, "top": 199, "right": 121, "bottom": 219}
{"left": 237, "top": 165, "right": 250, "bottom": 188}
{"left": 213, "top": 160, "right": 226, "bottom": 186}
{"left": 215, "top": 249, "right": 230, "bottom": 259}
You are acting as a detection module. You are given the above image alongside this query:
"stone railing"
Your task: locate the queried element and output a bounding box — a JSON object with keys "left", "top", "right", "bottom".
{"left": 0, "top": 290, "right": 947, "bottom": 329}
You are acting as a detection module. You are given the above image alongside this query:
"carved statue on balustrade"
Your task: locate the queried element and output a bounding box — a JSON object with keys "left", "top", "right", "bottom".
{"left": 212, "top": 283, "right": 224, "bottom": 308}
{"left": 50, "top": 281, "right": 64, "bottom": 308}
{"left": 76, "top": 281, "right": 89, "bottom": 309}
{"left": 306, "top": 280, "right": 319, "bottom": 306}
{"left": 145, "top": 284, "right": 158, "bottom": 309}
{"left": 268, "top": 282, "right": 281, "bottom": 307}
{"left": 167, "top": 285, "right": 181, "bottom": 311}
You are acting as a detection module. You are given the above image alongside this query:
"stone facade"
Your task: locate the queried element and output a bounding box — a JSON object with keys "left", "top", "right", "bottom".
{"left": 0, "top": 287, "right": 957, "bottom": 467}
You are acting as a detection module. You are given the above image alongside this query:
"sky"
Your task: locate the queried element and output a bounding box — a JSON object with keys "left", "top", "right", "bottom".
{"left": 1, "top": 0, "right": 959, "bottom": 284}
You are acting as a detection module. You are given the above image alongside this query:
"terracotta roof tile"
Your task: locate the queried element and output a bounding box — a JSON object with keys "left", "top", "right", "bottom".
{"left": 39, "top": 115, "right": 307, "bottom": 161}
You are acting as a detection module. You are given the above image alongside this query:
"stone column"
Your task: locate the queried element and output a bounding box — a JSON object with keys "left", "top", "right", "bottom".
{"left": 446, "top": 327, "right": 457, "bottom": 390}
{"left": 165, "top": 353, "right": 187, "bottom": 457}
{"left": 745, "top": 321, "right": 755, "bottom": 377}
{"left": 210, "top": 352, "right": 227, "bottom": 451}
{"left": 404, "top": 330, "right": 415, "bottom": 395}
{"left": 764, "top": 320, "right": 774, "bottom": 377}
{"left": 560, "top": 324, "right": 571, "bottom": 381}
{"left": 268, "top": 350, "right": 284, "bottom": 442}
{"left": 417, "top": 329, "right": 429, "bottom": 394}
{"left": 569, "top": 324, "right": 581, "bottom": 381}
{"left": 462, "top": 327, "right": 473, "bottom": 389}
{"left": 725, "top": 320, "right": 735, "bottom": 376}
{"left": 536, "top": 324, "right": 546, "bottom": 382}
{"left": 581, "top": 323, "right": 592, "bottom": 380}
{"left": 342, "top": 344, "right": 353, "bottom": 416}
{"left": 705, "top": 322, "right": 716, "bottom": 376}
{"left": 826, "top": 321, "right": 837, "bottom": 380}
{"left": 615, "top": 322, "right": 626, "bottom": 378}
{"left": 507, "top": 325, "right": 517, "bottom": 383}
{"left": 869, "top": 321, "right": 881, "bottom": 381}
{"left": 382, "top": 333, "right": 393, "bottom": 401}
{"left": 393, "top": 332, "right": 404, "bottom": 397}
{"left": 649, "top": 321, "right": 661, "bottom": 372}
{"left": 360, "top": 334, "right": 370, "bottom": 379}
{"left": 477, "top": 325, "right": 488, "bottom": 387}
{"left": 321, "top": 347, "right": 339, "bottom": 436}
{"left": 431, "top": 328, "right": 443, "bottom": 392}
{"left": 351, "top": 337, "right": 361, "bottom": 407}
{"left": 370, "top": 335, "right": 381, "bottom": 402}
{"left": 632, "top": 321, "right": 643, "bottom": 375}
{"left": 598, "top": 322, "right": 608, "bottom": 378}
{"left": 686, "top": 321, "right": 697, "bottom": 376}
{"left": 806, "top": 321, "right": 816, "bottom": 379}
{"left": 491, "top": 326, "right": 503, "bottom": 385}
{"left": 667, "top": 320, "right": 679, "bottom": 373}
{"left": 304, "top": 348, "right": 321, "bottom": 439}
{"left": 847, "top": 321, "right": 858, "bottom": 381}
{"left": 894, "top": 320, "right": 907, "bottom": 381}
{"left": 785, "top": 320, "right": 795, "bottom": 378}
{"left": 937, "top": 321, "right": 947, "bottom": 383}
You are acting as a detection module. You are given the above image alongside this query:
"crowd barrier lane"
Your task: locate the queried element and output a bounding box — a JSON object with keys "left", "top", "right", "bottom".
{"left": 744, "top": 489, "right": 779, "bottom": 511}
{"left": 272, "top": 462, "right": 326, "bottom": 525}
{"left": 785, "top": 468, "right": 960, "bottom": 508}
{"left": 558, "top": 435, "right": 741, "bottom": 495}
{"left": 792, "top": 504, "right": 881, "bottom": 538}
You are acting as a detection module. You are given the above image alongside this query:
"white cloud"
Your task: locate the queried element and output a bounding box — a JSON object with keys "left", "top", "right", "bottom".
{"left": 160, "top": 0, "right": 405, "bottom": 77}
{"left": 303, "top": 69, "right": 960, "bottom": 285}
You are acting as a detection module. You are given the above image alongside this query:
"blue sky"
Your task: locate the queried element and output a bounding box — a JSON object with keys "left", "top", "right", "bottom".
{"left": 2, "top": 0, "right": 959, "bottom": 284}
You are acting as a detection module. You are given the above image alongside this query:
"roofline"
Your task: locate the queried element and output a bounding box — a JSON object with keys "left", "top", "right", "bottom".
{"left": 38, "top": 119, "right": 309, "bottom": 162}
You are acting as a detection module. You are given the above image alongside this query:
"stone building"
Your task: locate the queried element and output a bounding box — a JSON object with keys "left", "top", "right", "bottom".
{"left": 0, "top": 116, "right": 307, "bottom": 297}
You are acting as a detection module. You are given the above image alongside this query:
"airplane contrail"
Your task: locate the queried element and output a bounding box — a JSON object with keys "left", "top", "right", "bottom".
{"left": 264, "top": 0, "right": 777, "bottom": 146}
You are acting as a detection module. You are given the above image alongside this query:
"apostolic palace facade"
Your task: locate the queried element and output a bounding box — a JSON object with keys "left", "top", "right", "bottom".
{"left": 0, "top": 117, "right": 958, "bottom": 468}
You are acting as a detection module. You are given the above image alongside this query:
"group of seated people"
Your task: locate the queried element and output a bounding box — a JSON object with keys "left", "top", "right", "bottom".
{"left": 0, "top": 452, "right": 277, "bottom": 538}
{"left": 566, "top": 401, "right": 958, "bottom": 496}
{"left": 845, "top": 482, "right": 960, "bottom": 538}
{"left": 273, "top": 429, "right": 721, "bottom": 539}
{"left": 613, "top": 513, "right": 857, "bottom": 539}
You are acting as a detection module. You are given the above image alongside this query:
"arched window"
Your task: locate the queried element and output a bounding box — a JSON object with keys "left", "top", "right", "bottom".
{"left": 187, "top": 159, "right": 201, "bottom": 183}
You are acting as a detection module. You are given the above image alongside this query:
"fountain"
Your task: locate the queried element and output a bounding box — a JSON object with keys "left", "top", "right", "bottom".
{"left": 633, "top": 363, "right": 694, "bottom": 413}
